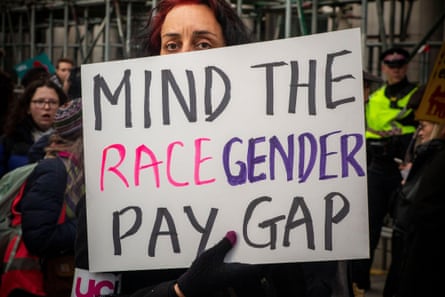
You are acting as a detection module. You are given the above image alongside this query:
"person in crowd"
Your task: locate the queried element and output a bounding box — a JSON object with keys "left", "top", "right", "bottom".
{"left": 134, "top": 0, "right": 305, "bottom": 295}
{"left": 65, "top": 66, "right": 82, "bottom": 100}
{"left": 395, "top": 119, "right": 445, "bottom": 297}
{"left": 20, "top": 66, "right": 51, "bottom": 88}
{"left": 76, "top": 0, "right": 264, "bottom": 295}
{"left": 137, "top": 0, "right": 252, "bottom": 57}
{"left": 349, "top": 71, "right": 384, "bottom": 297}
{"left": 0, "top": 78, "right": 68, "bottom": 177}
{"left": 382, "top": 117, "right": 445, "bottom": 297}
{"left": 50, "top": 57, "right": 74, "bottom": 93}
{"left": 28, "top": 66, "right": 83, "bottom": 163}
{"left": 351, "top": 47, "right": 419, "bottom": 292}
{"left": 0, "top": 70, "right": 15, "bottom": 132}
{"left": 2, "top": 98, "right": 83, "bottom": 297}
{"left": 115, "top": 0, "right": 259, "bottom": 293}
{"left": 27, "top": 65, "right": 83, "bottom": 163}
{"left": 74, "top": 1, "right": 352, "bottom": 297}
{"left": 362, "top": 71, "right": 382, "bottom": 104}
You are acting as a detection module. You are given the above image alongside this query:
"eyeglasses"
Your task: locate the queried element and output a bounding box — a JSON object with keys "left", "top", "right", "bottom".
{"left": 31, "top": 99, "right": 60, "bottom": 108}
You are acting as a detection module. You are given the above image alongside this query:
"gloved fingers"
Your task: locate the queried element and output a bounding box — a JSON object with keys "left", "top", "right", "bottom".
{"left": 225, "top": 230, "right": 237, "bottom": 245}
{"left": 128, "top": 280, "right": 177, "bottom": 297}
{"left": 197, "top": 231, "right": 237, "bottom": 264}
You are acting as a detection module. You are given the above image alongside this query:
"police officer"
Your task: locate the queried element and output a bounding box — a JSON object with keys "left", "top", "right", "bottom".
{"left": 351, "top": 47, "right": 419, "bottom": 292}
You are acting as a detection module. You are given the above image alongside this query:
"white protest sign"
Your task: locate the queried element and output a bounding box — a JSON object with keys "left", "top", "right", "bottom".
{"left": 81, "top": 28, "right": 369, "bottom": 272}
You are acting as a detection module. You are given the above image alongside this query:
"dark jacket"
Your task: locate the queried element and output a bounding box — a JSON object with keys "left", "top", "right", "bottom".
{"left": 397, "top": 139, "right": 445, "bottom": 297}
{"left": 392, "top": 139, "right": 445, "bottom": 233}
{"left": 19, "top": 157, "right": 77, "bottom": 257}
{"left": 0, "top": 119, "right": 42, "bottom": 177}
{"left": 28, "top": 133, "right": 51, "bottom": 163}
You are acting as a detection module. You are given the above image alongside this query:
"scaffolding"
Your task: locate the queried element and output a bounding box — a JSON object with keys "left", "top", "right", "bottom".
{"left": 0, "top": 0, "right": 150, "bottom": 68}
{"left": 1, "top": 0, "right": 444, "bottom": 85}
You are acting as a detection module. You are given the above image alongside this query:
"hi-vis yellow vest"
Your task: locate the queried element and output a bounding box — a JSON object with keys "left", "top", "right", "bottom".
{"left": 365, "top": 85, "right": 418, "bottom": 139}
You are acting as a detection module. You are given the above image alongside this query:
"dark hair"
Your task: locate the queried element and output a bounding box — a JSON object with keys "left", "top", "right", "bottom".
{"left": 68, "top": 66, "right": 82, "bottom": 99}
{"left": 3, "top": 78, "right": 68, "bottom": 137}
{"left": 138, "top": 0, "right": 252, "bottom": 56}
{"left": 21, "top": 66, "right": 51, "bottom": 88}
{"left": 56, "top": 57, "right": 75, "bottom": 68}
{"left": 0, "top": 70, "right": 15, "bottom": 131}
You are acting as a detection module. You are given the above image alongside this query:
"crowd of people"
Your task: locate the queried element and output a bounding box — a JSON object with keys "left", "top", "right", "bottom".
{"left": 0, "top": 0, "right": 443, "bottom": 297}
{"left": 352, "top": 47, "right": 420, "bottom": 295}
{"left": 353, "top": 46, "right": 445, "bottom": 297}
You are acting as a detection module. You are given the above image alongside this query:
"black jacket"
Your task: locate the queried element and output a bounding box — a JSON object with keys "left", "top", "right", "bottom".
{"left": 392, "top": 139, "right": 445, "bottom": 233}
{"left": 397, "top": 139, "right": 445, "bottom": 297}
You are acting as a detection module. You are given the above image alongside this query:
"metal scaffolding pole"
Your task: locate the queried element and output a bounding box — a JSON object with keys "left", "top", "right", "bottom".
{"left": 126, "top": 1, "right": 132, "bottom": 57}
{"left": 296, "top": 0, "right": 308, "bottom": 35}
{"left": 83, "top": 7, "right": 89, "bottom": 64}
{"left": 113, "top": 0, "right": 126, "bottom": 58}
{"left": 401, "top": 0, "right": 414, "bottom": 41}
{"left": 361, "top": 0, "right": 368, "bottom": 68}
{"left": 237, "top": 0, "right": 243, "bottom": 16}
{"left": 48, "top": 11, "right": 54, "bottom": 59}
{"left": 409, "top": 11, "right": 445, "bottom": 60}
{"left": 64, "top": 2, "right": 69, "bottom": 56}
{"left": 70, "top": 1, "right": 86, "bottom": 62}
{"left": 311, "top": 0, "right": 318, "bottom": 34}
{"left": 284, "top": 0, "right": 291, "bottom": 38}
{"left": 376, "top": 0, "right": 387, "bottom": 51}
{"left": 18, "top": 14, "right": 23, "bottom": 63}
{"left": 105, "top": 0, "right": 111, "bottom": 61}
{"left": 30, "top": 4, "right": 35, "bottom": 57}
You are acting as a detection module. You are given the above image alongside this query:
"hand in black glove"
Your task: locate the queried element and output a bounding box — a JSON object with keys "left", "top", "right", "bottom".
{"left": 175, "top": 231, "right": 259, "bottom": 297}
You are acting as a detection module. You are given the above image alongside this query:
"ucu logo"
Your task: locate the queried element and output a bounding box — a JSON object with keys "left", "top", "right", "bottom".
{"left": 74, "top": 277, "right": 119, "bottom": 297}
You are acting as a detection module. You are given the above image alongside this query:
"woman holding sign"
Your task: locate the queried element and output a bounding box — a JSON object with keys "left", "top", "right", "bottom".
{"left": 121, "top": 0, "right": 274, "bottom": 295}
{"left": 76, "top": 0, "right": 266, "bottom": 296}
{"left": 138, "top": 0, "right": 252, "bottom": 57}
{"left": 77, "top": 0, "right": 352, "bottom": 296}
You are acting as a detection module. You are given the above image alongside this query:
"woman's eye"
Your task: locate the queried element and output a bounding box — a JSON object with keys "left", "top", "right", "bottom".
{"left": 165, "top": 42, "right": 179, "bottom": 51}
{"left": 196, "top": 42, "right": 212, "bottom": 50}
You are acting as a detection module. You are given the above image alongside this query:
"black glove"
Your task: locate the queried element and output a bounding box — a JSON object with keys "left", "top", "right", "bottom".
{"left": 176, "top": 231, "right": 259, "bottom": 297}
{"left": 129, "top": 280, "right": 177, "bottom": 297}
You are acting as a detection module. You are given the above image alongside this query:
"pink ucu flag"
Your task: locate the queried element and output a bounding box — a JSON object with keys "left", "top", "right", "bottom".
{"left": 71, "top": 268, "right": 122, "bottom": 297}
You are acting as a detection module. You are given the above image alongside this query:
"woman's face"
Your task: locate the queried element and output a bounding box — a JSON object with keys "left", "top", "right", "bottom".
{"left": 28, "top": 86, "right": 61, "bottom": 131}
{"left": 160, "top": 4, "right": 225, "bottom": 55}
{"left": 417, "top": 120, "right": 435, "bottom": 144}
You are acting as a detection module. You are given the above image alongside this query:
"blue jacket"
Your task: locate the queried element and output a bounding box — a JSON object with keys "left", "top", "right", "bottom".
{"left": 0, "top": 121, "right": 35, "bottom": 178}
{"left": 19, "top": 157, "right": 77, "bottom": 257}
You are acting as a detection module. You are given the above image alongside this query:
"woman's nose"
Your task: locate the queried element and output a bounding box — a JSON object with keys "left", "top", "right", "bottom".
{"left": 180, "top": 42, "right": 193, "bottom": 53}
